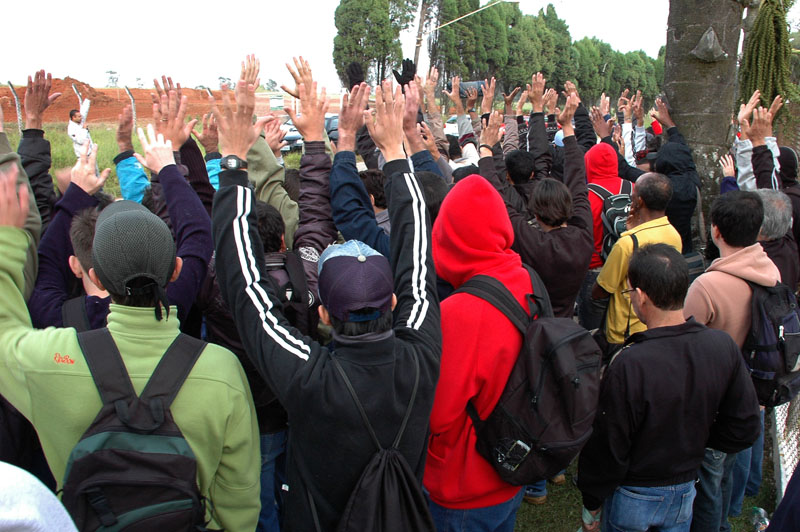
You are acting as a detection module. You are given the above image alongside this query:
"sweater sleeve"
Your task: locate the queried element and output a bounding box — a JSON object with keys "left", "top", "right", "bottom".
{"left": 502, "top": 115, "right": 519, "bottom": 155}
{"left": 329, "top": 150, "right": 390, "bottom": 257}
{"left": 574, "top": 103, "right": 597, "bottom": 154}
{"left": 114, "top": 150, "right": 149, "bottom": 203}
{"left": 18, "top": 129, "right": 55, "bottom": 234}
{"left": 562, "top": 135, "right": 592, "bottom": 233}
{"left": 528, "top": 112, "right": 552, "bottom": 178}
{"left": 249, "top": 137, "right": 298, "bottom": 249}
{"left": 410, "top": 149, "right": 444, "bottom": 179}
{"left": 180, "top": 137, "right": 215, "bottom": 217}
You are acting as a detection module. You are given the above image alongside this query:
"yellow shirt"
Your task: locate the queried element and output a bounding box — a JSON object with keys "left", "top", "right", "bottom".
{"left": 597, "top": 216, "right": 682, "bottom": 344}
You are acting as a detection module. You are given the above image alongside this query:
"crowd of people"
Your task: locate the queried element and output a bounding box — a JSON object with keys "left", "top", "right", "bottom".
{"left": 0, "top": 55, "right": 798, "bottom": 532}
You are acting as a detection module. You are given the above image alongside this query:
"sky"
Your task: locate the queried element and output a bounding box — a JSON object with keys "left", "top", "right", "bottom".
{"left": 2, "top": 0, "right": 798, "bottom": 93}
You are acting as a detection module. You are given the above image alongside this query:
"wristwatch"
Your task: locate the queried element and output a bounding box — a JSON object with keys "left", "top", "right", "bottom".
{"left": 220, "top": 155, "right": 248, "bottom": 170}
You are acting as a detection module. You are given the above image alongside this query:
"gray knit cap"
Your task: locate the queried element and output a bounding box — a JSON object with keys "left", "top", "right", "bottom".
{"left": 92, "top": 200, "right": 176, "bottom": 319}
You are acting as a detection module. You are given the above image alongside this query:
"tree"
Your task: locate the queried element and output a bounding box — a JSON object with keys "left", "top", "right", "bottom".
{"left": 106, "top": 70, "right": 119, "bottom": 88}
{"left": 265, "top": 79, "right": 278, "bottom": 91}
{"left": 333, "top": 0, "right": 419, "bottom": 86}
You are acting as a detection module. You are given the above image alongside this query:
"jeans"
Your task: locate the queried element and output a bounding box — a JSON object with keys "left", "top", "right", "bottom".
{"left": 577, "top": 270, "right": 608, "bottom": 331}
{"left": 428, "top": 489, "right": 524, "bottom": 532}
{"left": 691, "top": 448, "right": 737, "bottom": 532}
{"left": 729, "top": 410, "right": 765, "bottom": 516}
{"left": 525, "top": 480, "right": 547, "bottom": 498}
{"left": 257, "top": 430, "right": 287, "bottom": 532}
{"left": 602, "top": 481, "right": 696, "bottom": 532}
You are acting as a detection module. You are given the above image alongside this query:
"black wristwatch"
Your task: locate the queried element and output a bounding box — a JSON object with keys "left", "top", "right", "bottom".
{"left": 220, "top": 155, "right": 248, "bottom": 170}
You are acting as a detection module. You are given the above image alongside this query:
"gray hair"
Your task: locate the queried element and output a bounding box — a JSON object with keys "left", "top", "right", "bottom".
{"left": 756, "top": 189, "right": 793, "bottom": 240}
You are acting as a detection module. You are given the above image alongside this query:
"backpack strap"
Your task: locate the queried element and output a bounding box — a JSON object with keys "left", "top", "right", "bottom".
{"left": 331, "top": 351, "right": 421, "bottom": 452}
{"left": 587, "top": 183, "right": 611, "bottom": 202}
{"left": 454, "top": 276, "right": 530, "bottom": 333}
{"left": 284, "top": 251, "right": 310, "bottom": 306}
{"left": 139, "top": 334, "right": 206, "bottom": 410}
{"left": 77, "top": 328, "right": 137, "bottom": 406}
{"left": 522, "top": 264, "right": 554, "bottom": 318}
{"left": 620, "top": 180, "right": 633, "bottom": 195}
{"left": 62, "top": 296, "right": 91, "bottom": 332}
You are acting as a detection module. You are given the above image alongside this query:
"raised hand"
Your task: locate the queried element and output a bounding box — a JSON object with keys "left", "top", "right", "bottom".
{"left": 465, "top": 86, "right": 478, "bottom": 112}
{"left": 527, "top": 72, "right": 546, "bottom": 113}
{"left": 502, "top": 87, "right": 520, "bottom": 116}
{"left": 211, "top": 79, "right": 273, "bottom": 160}
{"left": 516, "top": 90, "right": 528, "bottom": 116}
{"left": 363, "top": 80, "right": 405, "bottom": 161}
{"left": 618, "top": 88, "right": 630, "bottom": 121}
{"left": 599, "top": 92, "right": 610, "bottom": 117}
{"left": 72, "top": 141, "right": 110, "bottom": 193}
{"left": 444, "top": 77, "right": 464, "bottom": 115}
{"left": 480, "top": 110, "right": 503, "bottom": 149}
{"left": 744, "top": 107, "right": 774, "bottom": 147}
{"left": 612, "top": 124, "right": 625, "bottom": 156}
{"left": 193, "top": 112, "right": 219, "bottom": 154}
{"left": 403, "top": 80, "right": 426, "bottom": 154}
{"left": 630, "top": 90, "right": 644, "bottom": 125}
{"left": 768, "top": 94, "right": 784, "bottom": 119}
{"left": 153, "top": 89, "right": 197, "bottom": 150}
{"left": 0, "top": 163, "right": 29, "bottom": 228}
{"left": 241, "top": 54, "right": 261, "bottom": 87}
{"left": 557, "top": 92, "right": 580, "bottom": 136}
{"left": 134, "top": 124, "right": 175, "bottom": 175}
{"left": 738, "top": 90, "right": 761, "bottom": 126}
{"left": 281, "top": 56, "right": 313, "bottom": 100}
{"left": 481, "top": 77, "right": 496, "bottom": 114}
{"left": 285, "top": 80, "right": 328, "bottom": 143}
{"left": 719, "top": 154, "right": 735, "bottom": 177}
{"left": 590, "top": 106, "right": 613, "bottom": 139}
{"left": 24, "top": 70, "right": 61, "bottom": 130}
{"left": 338, "top": 82, "right": 370, "bottom": 152}
{"left": 116, "top": 105, "right": 134, "bottom": 152}
{"left": 153, "top": 75, "right": 182, "bottom": 105}
{"left": 418, "top": 121, "right": 439, "bottom": 156}
{"left": 263, "top": 118, "right": 287, "bottom": 157}
{"left": 563, "top": 81, "right": 581, "bottom": 103}
{"left": 543, "top": 88, "right": 558, "bottom": 115}
{"left": 650, "top": 97, "right": 674, "bottom": 128}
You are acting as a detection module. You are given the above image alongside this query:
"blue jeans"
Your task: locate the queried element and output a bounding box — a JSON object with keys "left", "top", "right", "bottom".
{"left": 428, "top": 489, "right": 524, "bottom": 532}
{"left": 602, "top": 481, "right": 696, "bottom": 532}
{"left": 691, "top": 448, "right": 737, "bottom": 532}
{"left": 577, "top": 270, "right": 608, "bottom": 331}
{"left": 257, "top": 430, "right": 287, "bottom": 532}
{"left": 729, "top": 410, "right": 765, "bottom": 516}
{"left": 525, "top": 480, "right": 547, "bottom": 498}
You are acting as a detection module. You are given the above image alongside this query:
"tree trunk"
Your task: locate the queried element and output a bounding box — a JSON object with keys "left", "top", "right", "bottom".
{"left": 664, "top": 0, "right": 745, "bottom": 243}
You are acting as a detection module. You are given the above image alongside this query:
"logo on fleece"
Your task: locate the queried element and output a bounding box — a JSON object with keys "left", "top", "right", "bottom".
{"left": 53, "top": 353, "right": 75, "bottom": 365}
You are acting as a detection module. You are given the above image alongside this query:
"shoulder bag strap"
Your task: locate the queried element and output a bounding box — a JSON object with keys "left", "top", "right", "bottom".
{"left": 454, "top": 275, "right": 530, "bottom": 333}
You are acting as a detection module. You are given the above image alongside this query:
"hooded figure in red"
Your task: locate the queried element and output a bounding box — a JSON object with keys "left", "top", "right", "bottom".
{"left": 425, "top": 175, "right": 532, "bottom": 510}
{"left": 585, "top": 143, "right": 632, "bottom": 268}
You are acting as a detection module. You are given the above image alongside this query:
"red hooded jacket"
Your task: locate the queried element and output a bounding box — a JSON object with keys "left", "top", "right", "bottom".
{"left": 585, "top": 143, "right": 632, "bottom": 268}
{"left": 425, "top": 175, "right": 532, "bottom": 508}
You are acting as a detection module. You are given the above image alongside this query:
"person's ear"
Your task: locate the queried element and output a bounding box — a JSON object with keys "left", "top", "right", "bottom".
{"left": 68, "top": 255, "right": 84, "bottom": 279}
{"left": 710, "top": 224, "right": 721, "bottom": 243}
{"left": 88, "top": 268, "right": 106, "bottom": 291}
{"left": 170, "top": 257, "right": 184, "bottom": 282}
{"left": 280, "top": 234, "right": 287, "bottom": 253}
{"left": 391, "top": 293, "right": 398, "bottom": 311}
{"left": 370, "top": 194, "right": 376, "bottom": 208}
{"left": 318, "top": 305, "right": 332, "bottom": 326}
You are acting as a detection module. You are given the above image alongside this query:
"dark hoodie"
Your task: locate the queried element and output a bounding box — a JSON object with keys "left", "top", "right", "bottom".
{"left": 654, "top": 139, "right": 700, "bottom": 253}
{"left": 585, "top": 143, "right": 629, "bottom": 268}
{"left": 426, "top": 175, "right": 531, "bottom": 508}
{"left": 753, "top": 145, "right": 800, "bottom": 262}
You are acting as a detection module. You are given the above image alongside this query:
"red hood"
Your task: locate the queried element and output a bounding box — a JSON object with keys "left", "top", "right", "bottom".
{"left": 584, "top": 143, "right": 618, "bottom": 183}
{"left": 432, "top": 175, "right": 521, "bottom": 288}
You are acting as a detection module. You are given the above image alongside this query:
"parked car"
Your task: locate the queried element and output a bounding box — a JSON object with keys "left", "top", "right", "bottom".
{"left": 280, "top": 119, "right": 303, "bottom": 153}
{"left": 325, "top": 114, "right": 338, "bottom": 143}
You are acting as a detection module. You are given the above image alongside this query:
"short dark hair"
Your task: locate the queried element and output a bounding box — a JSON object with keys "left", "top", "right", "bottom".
{"left": 446, "top": 135, "right": 462, "bottom": 160}
{"left": 636, "top": 172, "right": 672, "bottom": 212}
{"left": 255, "top": 201, "right": 285, "bottom": 253}
{"left": 416, "top": 171, "right": 450, "bottom": 222}
{"left": 329, "top": 308, "right": 393, "bottom": 336}
{"left": 530, "top": 178, "right": 572, "bottom": 227}
{"left": 359, "top": 169, "right": 388, "bottom": 209}
{"left": 70, "top": 208, "right": 100, "bottom": 272}
{"left": 710, "top": 190, "right": 763, "bottom": 247}
{"left": 283, "top": 169, "right": 300, "bottom": 203}
{"left": 452, "top": 165, "right": 478, "bottom": 183}
{"left": 69, "top": 109, "right": 80, "bottom": 119}
{"left": 628, "top": 243, "right": 688, "bottom": 311}
{"left": 505, "top": 150, "right": 536, "bottom": 184}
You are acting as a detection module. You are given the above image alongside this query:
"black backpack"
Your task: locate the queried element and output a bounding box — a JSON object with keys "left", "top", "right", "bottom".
{"left": 265, "top": 250, "right": 319, "bottom": 338}
{"left": 61, "top": 329, "right": 208, "bottom": 531}
{"left": 306, "top": 352, "right": 435, "bottom": 532}
{"left": 742, "top": 280, "right": 800, "bottom": 407}
{"left": 455, "top": 267, "right": 602, "bottom": 484}
{"left": 588, "top": 181, "right": 633, "bottom": 261}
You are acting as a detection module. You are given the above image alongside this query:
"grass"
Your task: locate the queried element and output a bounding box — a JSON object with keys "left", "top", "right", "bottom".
{"left": 2, "top": 122, "right": 303, "bottom": 198}
{"left": 513, "top": 422, "right": 777, "bottom": 531}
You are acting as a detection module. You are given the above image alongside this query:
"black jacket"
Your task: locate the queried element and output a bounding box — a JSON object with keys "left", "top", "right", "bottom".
{"left": 577, "top": 318, "right": 761, "bottom": 510}
{"left": 212, "top": 157, "right": 441, "bottom": 532}
{"left": 18, "top": 129, "right": 57, "bottom": 235}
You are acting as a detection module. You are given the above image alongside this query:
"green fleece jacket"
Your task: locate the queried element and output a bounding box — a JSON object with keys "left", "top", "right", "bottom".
{"left": 0, "top": 227, "right": 260, "bottom": 531}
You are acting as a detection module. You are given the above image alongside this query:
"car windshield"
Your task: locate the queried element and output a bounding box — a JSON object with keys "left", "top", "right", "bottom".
{"left": 446, "top": 116, "right": 457, "bottom": 123}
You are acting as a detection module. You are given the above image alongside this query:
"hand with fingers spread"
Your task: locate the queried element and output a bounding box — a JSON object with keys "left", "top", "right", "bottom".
{"left": 590, "top": 106, "right": 613, "bottom": 139}
{"left": 650, "top": 98, "right": 674, "bottom": 128}
{"left": 423, "top": 66, "right": 439, "bottom": 112}
{"left": 563, "top": 81, "right": 581, "bottom": 103}
{"left": 116, "top": 105, "right": 135, "bottom": 152}
{"left": 557, "top": 93, "right": 580, "bottom": 137}
{"left": 719, "top": 154, "right": 736, "bottom": 177}
{"left": 72, "top": 141, "right": 111, "bottom": 194}
{"left": 444, "top": 77, "right": 465, "bottom": 115}
{"left": 402, "top": 80, "right": 426, "bottom": 154}
{"left": 744, "top": 107, "right": 774, "bottom": 147}
{"left": 338, "top": 82, "right": 370, "bottom": 152}
{"left": 134, "top": 124, "right": 175, "bottom": 175}
{"left": 502, "top": 87, "right": 520, "bottom": 116}
{"left": 193, "top": 112, "right": 219, "bottom": 154}
{"left": 418, "top": 122, "right": 439, "bottom": 157}
{"left": 612, "top": 124, "right": 625, "bottom": 156}
{"left": 363, "top": 80, "right": 405, "bottom": 161}
{"left": 24, "top": 70, "right": 61, "bottom": 130}
{"left": 768, "top": 94, "right": 783, "bottom": 119}
{"left": 481, "top": 77, "right": 496, "bottom": 114}
{"left": 480, "top": 110, "right": 503, "bottom": 151}
{"left": 516, "top": 90, "right": 528, "bottom": 116}
{"left": 285, "top": 81, "right": 328, "bottom": 143}
{"left": 629, "top": 90, "right": 644, "bottom": 126}
{"left": 211, "top": 79, "right": 273, "bottom": 160}
{"left": 618, "top": 88, "right": 631, "bottom": 121}
{"left": 281, "top": 56, "right": 313, "bottom": 100}
{"left": 263, "top": 119, "right": 288, "bottom": 158}
{"left": 153, "top": 75, "right": 182, "bottom": 105}
{"left": 737, "top": 90, "right": 761, "bottom": 131}
{"left": 527, "top": 72, "right": 546, "bottom": 113}
{"left": 543, "top": 88, "right": 558, "bottom": 115}
{"left": 153, "top": 90, "right": 198, "bottom": 150}
{"left": 241, "top": 54, "right": 261, "bottom": 87}
{"left": 465, "top": 86, "right": 478, "bottom": 112}
{"left": 0, "top": 164, "right": 30, "bottom": 228}
{"left": 599, "top": 92, "right": 610, "bottom": 118}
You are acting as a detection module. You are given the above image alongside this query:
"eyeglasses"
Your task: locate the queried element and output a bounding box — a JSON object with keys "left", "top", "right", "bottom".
{"left": 621, "top": 287, "right": 635, "bottom": 295}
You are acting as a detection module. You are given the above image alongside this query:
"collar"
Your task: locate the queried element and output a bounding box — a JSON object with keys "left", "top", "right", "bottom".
{"left": 330, "top": 329, "right": 396, "bottom": 365}
{"left": 622, "top": 216, "right": 671, "bottom": 237}
{"left": 623, "top": 317, "right": 705, "bottom": 346}
{"left": 106, "top": 303, "right": 180, "bottom": 340}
